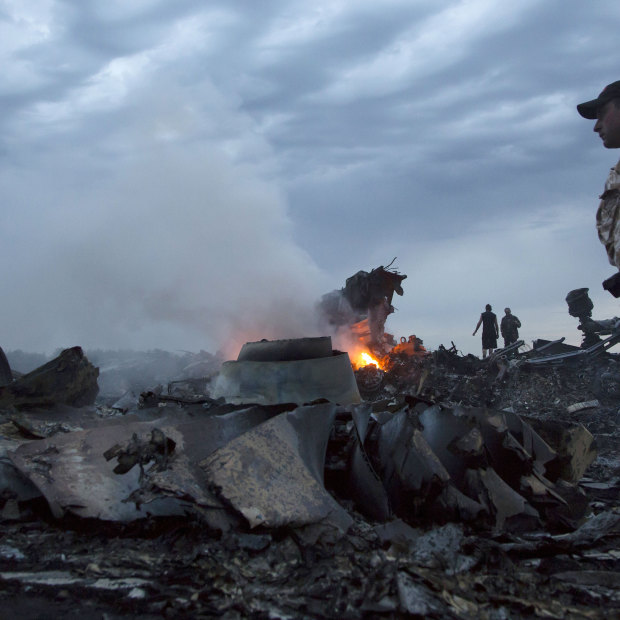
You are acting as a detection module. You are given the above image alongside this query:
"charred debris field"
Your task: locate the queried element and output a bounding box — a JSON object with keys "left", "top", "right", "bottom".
{"left": 0, "top": 340, "right": 619, "bottom": 619}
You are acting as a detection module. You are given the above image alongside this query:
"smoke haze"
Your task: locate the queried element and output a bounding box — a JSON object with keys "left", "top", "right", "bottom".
{"left": 1, "top": 75, "right": 328, "bottom": 357}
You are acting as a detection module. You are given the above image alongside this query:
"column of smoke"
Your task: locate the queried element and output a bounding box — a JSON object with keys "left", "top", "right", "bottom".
{"left": 1, "top": 79, "right": 331, "bottom": 360}
{"left": 315, "top": 293, "right": 382, "bottom": 366}
{"left": 331, "top": 329, "right": 372, "bottom": 368}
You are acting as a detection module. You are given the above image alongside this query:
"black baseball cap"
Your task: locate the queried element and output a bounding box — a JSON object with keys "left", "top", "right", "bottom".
{"left": 577, "top": 81, "right": 620, "bottom": 119}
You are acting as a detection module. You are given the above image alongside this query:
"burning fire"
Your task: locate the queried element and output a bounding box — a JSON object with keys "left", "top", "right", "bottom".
{"left": 352, "top": 350, "right": 383, "bottom": 370}
{"left": 360, "top": 352, "right": 379, "bottom": 367}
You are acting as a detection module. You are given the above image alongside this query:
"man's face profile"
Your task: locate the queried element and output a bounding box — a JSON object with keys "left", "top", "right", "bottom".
{"left": 594, "top": 100, "right": 620, "bottom": 149}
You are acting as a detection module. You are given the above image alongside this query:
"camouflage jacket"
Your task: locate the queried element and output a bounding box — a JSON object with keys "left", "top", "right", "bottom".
{"left": 596, "top": 158, "right": 620, "bottom": 269}
{"left": 500, "top": 314, "right": 521, "bottom": 339}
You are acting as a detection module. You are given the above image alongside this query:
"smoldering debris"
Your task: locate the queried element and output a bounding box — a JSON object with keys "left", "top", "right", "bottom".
{"left": 318, "top": 263, "right": 407, "bottom": 357}
{"left": 0, "top": 346, "right": 98, "bottom": 410}
{"left": 0, "top": 338, "right": 619, "bottom": 618}
{"left": 212, "top": 337, "right": 361, "bottom": 405}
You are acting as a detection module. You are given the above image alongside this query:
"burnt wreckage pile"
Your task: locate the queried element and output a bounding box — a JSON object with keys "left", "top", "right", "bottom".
{"left": 318, "top": 261, "right": 407, "bottom": 355}
{"left": 0, "top": 328, "right": 619, "bottom": 618}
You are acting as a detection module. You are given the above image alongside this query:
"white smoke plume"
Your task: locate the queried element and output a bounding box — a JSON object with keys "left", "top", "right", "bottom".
{"left": 1, "top": 74, "right": 329, "bottom": 358}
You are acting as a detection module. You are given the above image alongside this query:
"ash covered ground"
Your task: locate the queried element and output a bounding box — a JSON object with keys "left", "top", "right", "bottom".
{"left": 0, "top": 345, "right": 619, "bottom": 619}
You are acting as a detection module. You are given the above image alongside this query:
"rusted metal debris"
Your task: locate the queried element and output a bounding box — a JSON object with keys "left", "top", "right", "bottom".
{"left": 0, "top": 338, "right": 618, "bottom": 617}
{"left": 0, "top": 339, "right": 600, "bottom": 533}
{"left": 0, "top": 339, "right": 601, "bottom": 536}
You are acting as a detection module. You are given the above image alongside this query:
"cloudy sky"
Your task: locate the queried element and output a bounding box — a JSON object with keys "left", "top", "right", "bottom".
{"left": 2, "top": 0, "right": 620, "bottom": 358}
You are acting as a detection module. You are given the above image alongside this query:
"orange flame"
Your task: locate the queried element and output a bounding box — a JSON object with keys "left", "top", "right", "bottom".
{"left": 360, "top": 352, "right": 379, "bottom": 367}
{"left": 352, "top": 350, "right": 383, "bottom": 370}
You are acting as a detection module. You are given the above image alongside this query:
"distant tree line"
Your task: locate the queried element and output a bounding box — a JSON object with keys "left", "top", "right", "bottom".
{"left": 5, "top": 350, "right": 50, "bottom": 373}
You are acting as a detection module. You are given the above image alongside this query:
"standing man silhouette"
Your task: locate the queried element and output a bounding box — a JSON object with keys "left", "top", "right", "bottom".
{"left": 500, "top": 307, "right": 521, "bottom": 347}
{"left": 473, "top": 304, "right": 499, "bottom": 358}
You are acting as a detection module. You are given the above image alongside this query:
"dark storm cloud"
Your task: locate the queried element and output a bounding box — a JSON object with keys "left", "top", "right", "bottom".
{"left": 1, "top": 0, "right": 619, "bottom": 356}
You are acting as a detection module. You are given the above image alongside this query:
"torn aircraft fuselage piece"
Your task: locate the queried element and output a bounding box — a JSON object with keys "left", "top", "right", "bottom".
{"left": 318, "top": 264, "right": 407, "bottom": 356}
{"left": 7, "top": 402, "right": 352, "bottom": 538}
{"left": 343, "top": 402, "right": 591, "bottom": 533}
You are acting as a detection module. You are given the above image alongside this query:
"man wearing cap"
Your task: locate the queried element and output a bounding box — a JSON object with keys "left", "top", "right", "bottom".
{"left": 577, "top": 81, "right": 620, "bottom": 289}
